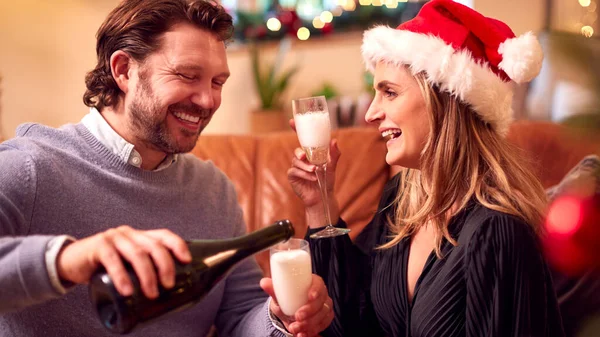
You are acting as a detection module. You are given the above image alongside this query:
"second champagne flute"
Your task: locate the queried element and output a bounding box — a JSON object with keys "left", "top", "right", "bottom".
{"left": 270, "top": 238, "right": 312, "bottom": 317}
{"left": 292, "top": 96, "right": 350, "bottom": 239}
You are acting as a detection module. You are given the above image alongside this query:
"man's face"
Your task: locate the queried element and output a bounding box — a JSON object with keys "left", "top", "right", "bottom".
{"left": 124, "top": 23, "right": 230, "bottom": 154}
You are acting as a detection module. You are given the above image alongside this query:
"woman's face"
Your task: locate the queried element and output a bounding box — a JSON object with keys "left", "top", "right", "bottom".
{"left": 365, "top": 62, "right": 430, "bottom": 169}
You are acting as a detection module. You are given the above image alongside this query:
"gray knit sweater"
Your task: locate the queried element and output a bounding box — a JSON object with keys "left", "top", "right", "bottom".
{"left": 0, "top": 123, "right": 284, "bottom": 337}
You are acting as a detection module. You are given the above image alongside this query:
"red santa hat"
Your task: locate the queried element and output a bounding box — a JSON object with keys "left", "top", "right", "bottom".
{"left": 361, "top": 0, "right": 544, "bottom": 136}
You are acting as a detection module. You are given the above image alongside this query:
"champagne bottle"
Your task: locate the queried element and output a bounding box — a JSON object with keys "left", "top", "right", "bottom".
{"left": 89, "top": 220, "right": 295, "bottom": 334}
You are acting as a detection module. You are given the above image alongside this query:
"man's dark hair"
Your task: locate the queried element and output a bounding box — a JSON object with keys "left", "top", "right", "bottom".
{"left": 83, "top": 0, "right": 233, "bottom": 111}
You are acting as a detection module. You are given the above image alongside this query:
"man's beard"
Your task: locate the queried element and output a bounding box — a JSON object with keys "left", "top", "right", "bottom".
{"left": 128, "top": 78, "right": 207, "bottom": 154}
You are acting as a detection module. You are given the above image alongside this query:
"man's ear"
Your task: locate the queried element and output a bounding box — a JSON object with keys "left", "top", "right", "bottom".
{"left": 110, "top": 50, "right": 134, "bottom": 94}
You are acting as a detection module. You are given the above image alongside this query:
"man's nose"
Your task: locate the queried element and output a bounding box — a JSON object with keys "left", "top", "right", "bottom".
{"left": 191, "top": 84, "right": 215, "bottom": 110}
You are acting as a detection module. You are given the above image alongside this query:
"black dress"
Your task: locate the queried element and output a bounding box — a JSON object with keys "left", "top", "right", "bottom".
{"left": 307, "top": 174, "right": 565, "bottom": 337}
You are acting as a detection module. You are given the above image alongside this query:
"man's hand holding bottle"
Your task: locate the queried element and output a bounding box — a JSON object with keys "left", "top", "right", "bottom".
{"left": 56, "top": 225, "right": 191, "bottom": 299}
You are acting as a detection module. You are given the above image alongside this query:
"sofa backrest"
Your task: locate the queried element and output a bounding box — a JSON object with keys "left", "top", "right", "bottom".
{"left": 506, "top": 120, "right": 600, "bottom": 187}
{"left": 191, "top": 121, "right": 600, "bottom": 274}
{"left": 191, "top": 127, "right": 388, "bottom": 273}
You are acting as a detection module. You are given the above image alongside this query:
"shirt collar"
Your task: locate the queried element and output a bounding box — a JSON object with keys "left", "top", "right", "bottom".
{"left": 81, "top": 107, "right": 177, "bottom": 170}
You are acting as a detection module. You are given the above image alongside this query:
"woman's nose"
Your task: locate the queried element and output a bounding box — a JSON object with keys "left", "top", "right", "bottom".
{"left": 365, "top": 100, "right": 384, "bottom": 124}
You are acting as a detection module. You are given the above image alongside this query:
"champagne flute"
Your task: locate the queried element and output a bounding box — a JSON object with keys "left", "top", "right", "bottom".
{"left": 292, "top": 96, "right": 351, "bottom": 239}
{"left": 270, "top": 238, "right": 312, "bottom": 317}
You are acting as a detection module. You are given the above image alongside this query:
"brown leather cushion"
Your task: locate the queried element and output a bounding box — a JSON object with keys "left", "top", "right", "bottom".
{"left": 191, "top": 135, "right": 258, "bottom": 231}
{"left": 251, "top": 127, "right": 388, "bottom": 275}
{"left": 192, "top": 127, "right": 389, "bottom": 275}
{"left": 507, "top": 120, "right": 600, "bottom": 188}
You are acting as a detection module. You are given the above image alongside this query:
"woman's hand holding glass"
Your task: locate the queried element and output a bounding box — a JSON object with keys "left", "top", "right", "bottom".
{"left": 287, "top": 119, "right": 343, "bottom": 231}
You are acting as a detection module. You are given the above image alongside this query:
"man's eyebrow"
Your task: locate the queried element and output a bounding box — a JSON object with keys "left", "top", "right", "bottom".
{"left": 172, "top": 64, "right": 204, "bottom": 72}
{"left": 172, "top": 64, "right": 230, "bottom": 78}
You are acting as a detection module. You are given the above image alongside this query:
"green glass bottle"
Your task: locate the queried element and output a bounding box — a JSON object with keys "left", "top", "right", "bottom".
{"left": 89, "top": 220, "right": 295, "bottom": 334}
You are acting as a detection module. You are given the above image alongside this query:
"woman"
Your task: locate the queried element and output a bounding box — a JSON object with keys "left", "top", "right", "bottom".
{"left": 287, "top": 0, "right": 565, "bottom": 336}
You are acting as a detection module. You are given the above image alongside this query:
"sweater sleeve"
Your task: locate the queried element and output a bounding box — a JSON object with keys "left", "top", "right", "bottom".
{"left": 0, "top": 144, "right": 63, "bottom": 312}
{"left": 465, "top": 215, "right": 565, "bottom": 337}
{"left": 212, "top": 179, "right": 286, "bottom": 337}
{"left": 214, "top": 255, "right": 285, "bottom": 337}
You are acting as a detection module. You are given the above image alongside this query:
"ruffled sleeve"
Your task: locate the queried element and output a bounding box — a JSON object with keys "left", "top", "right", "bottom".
{"left": 305, "top": 174, "right": 401, "bottom": 337}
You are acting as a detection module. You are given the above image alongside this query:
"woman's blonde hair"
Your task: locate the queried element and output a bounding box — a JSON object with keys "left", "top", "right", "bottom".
{"left": 380, "top": 72, "right": 548, "bottom": 255}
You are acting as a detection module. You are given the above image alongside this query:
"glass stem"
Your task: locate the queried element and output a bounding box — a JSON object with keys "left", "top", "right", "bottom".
{"left": 315, "top": 165, "right": 332, "bottom": 227}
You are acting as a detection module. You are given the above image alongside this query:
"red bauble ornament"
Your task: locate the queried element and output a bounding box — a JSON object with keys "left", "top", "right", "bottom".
{"left": 322, "top": 22, "right": 333, "bottom": 35}
{"left": 543, "top": 194, "right": 600, "bottom": 276}
{"left": 275, "top": 9, "right": 302, "bottom": 36}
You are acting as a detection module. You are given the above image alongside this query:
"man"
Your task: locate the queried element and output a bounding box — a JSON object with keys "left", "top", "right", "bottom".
{"left": 0, "top": 0, "right": 333, "bottom": 336}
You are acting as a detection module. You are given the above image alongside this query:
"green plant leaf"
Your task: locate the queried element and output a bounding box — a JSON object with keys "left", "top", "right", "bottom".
{"left": 276, "top": 66, "right": 299, "bottom": 92}
{"left": 250, "top": 39, "right": 300, "bottom": 110}
{"left": 311, "top": 82, "right": 339, "bottom": 99}
{"left": 269, "top": 66, "right": 299, "bottom": 109}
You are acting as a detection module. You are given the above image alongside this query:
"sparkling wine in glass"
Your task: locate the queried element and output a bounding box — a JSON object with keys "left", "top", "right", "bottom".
{"left": 292, "top": 96, "right": 351, "bottom": 239}
{"left": 270, "top": 238, "right": 312, "bottom": 317}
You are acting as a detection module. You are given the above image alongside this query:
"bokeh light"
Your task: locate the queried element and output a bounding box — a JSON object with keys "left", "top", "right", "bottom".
{"left": 582, "top": 25, "right": 595, "bottom": 37}
{"left": 297, "top": 27, "right": 311, "bottom": 40}
{"left": 546, "top": 196, "right": 583, "bottom": 235}
{"left": 266, "top": 18, "right": 282, "bottom": 32}
{"left": 320, "top": 11, "right": 334, "bottom": 23}
{"left": 342, "top": 0, "right": 356, "bottom": 11}
{"left": 312, "top": 17, "right": 325, "bottom": 29}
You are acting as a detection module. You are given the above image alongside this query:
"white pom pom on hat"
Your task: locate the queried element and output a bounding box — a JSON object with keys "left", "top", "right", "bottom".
{"left": 498, "top": 32, "right": 544, "bottom": 84}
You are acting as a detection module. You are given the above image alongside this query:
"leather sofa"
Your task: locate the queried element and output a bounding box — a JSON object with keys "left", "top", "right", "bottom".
{"left": 191, "top": 120, "right": 600, "bottom": 276}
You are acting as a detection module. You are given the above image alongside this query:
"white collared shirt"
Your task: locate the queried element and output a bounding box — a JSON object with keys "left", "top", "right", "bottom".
{"left": 81, "top": 108, "right": 177, "bottom": 170}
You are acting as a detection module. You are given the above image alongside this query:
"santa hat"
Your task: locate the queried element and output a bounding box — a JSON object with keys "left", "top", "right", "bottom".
{"left": 361, "top": 0, "right": 544, "bottom": 136}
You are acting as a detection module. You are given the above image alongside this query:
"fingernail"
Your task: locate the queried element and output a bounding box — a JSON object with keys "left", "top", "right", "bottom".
{"left": 297, "top": 312, "right": 306, "bottom": 321}
{"left": 165, "top": 278, "right": 175, "bottom": 289}
{"left": 310, "top": 291, "right": 318, "bottom": 300}
{"left": 121, "top": 283, "right": 133, "bottom": 296}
